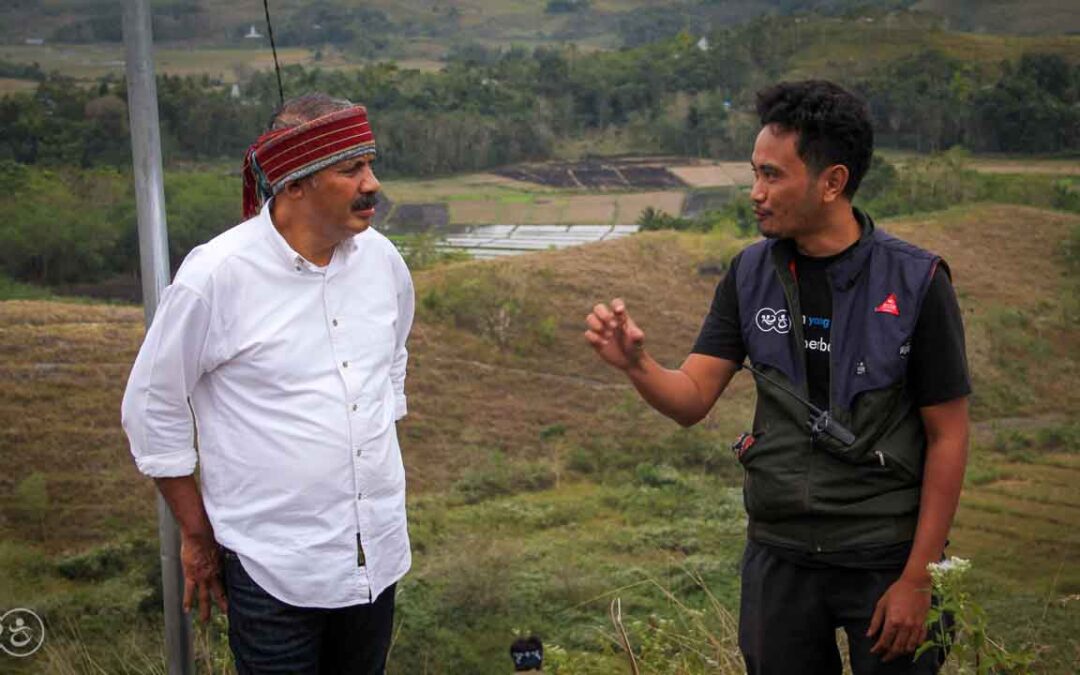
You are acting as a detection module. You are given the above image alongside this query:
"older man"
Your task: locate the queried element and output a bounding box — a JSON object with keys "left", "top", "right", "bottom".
{"left": 122, "top": 93, "right": 413, "bottom": 674}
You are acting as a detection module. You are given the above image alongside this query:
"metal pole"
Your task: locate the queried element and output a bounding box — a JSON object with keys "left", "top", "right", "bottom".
{"left": 122, "top": 1, "right": 194, "bottom": 674}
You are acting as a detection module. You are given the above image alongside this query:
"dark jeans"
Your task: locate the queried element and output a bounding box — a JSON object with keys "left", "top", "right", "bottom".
{"left": 223, "top": 549, "right": 395, "bottom": 675}
{"left": 739, "top": 540, "right": 950, "bottom": 675}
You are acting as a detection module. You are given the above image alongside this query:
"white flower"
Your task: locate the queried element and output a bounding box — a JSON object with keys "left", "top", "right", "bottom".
{"left": 928, "top": 556, "right": 972, "bottom": 585}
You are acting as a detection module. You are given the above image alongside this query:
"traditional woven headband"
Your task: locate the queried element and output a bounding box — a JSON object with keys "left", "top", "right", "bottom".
{"left": 242, "top": 105, "right": 377, "bottom": 218}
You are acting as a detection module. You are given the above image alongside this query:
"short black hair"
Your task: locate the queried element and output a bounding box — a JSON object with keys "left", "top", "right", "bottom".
{"left": 755, "top": 80, "right": 873, "bottom": 198}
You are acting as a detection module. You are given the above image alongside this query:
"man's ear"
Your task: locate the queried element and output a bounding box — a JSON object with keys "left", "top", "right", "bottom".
{"left": 820, "top": 164, "right": 850, "bottom": 203}
{"left": 281, "top": 179, "right": 306, "bottom": 201}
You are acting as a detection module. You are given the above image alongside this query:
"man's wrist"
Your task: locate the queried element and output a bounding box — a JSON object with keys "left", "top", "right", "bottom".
{"left": 623, "top": 349, "right": 650, "bottom": 376}
{"left": 179, "top": 521, "right": 215, "bottom": 541}
{"left": 899, "top": 565, "right": 933, "bottom": 587}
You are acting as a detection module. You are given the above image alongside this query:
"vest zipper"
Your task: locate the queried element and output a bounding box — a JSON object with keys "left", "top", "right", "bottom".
{"left": 773, "top": 258, "right": 815, "bottom": 523}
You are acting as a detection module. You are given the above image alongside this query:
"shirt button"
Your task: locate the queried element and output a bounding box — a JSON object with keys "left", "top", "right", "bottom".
{"left": 357, "top": 493, "right": 362, "bottom": 500}
{"left": 332, "top": 319, "right": 339, "bottom": 327}
{"left": 356, "top": 448, "right": 362, "bottom": 456}
{"left": 342, "top": 361, "right": 349, "bottom": 368}
{"left": 352, "top": 404, "right": 358, "bottom": 412}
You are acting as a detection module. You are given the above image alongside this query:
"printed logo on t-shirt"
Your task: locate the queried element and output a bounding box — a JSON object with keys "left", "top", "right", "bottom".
{"left": 803, "top": 315, "right": 831, "bottom": 353}
{"left": 755, "top": 307, "right": 791, "bottom": 334}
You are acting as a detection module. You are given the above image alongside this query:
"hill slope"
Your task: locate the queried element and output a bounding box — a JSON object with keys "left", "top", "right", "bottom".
{"left": 1, "top": 202, "right": 1077, "bottom": 538}
{"left": 1, "top": 202, "right": 1078, "bottom": 671}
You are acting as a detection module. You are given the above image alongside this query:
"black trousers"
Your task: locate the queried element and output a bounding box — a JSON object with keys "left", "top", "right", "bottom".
{"left": 739, "top": 540, "right": 949, "bottom": 675}
{"left": 223, "top": 549, "right": 396, "bottom": 675}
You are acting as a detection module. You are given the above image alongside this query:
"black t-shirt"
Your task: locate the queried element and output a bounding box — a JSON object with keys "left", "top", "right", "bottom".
{"left": 692, "top": 240, "right": 971, "bottom": 568}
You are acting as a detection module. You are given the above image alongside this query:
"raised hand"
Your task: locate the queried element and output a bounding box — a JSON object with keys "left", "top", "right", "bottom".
{"left": 584, "top": 298, "right": 646, "bottom": 371}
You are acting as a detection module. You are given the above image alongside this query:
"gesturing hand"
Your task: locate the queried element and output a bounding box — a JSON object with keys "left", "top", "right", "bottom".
{"left": 867, "top": 573, "right": 932, "bottom": 663}
{"left": 181, "top": 531, "right": 228, "bottom": 622}
{"left": 584, "top": 298, "right": 646, "bottom": 371}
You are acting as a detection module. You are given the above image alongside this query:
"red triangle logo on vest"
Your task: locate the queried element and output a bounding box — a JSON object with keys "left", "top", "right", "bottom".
{"left": 875, "top": 293, "right": 900, "bottom": 316}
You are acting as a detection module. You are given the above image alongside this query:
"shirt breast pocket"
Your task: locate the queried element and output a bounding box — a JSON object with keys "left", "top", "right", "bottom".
{"left": 342, "top": 320, "right": 396, "bottom": 390}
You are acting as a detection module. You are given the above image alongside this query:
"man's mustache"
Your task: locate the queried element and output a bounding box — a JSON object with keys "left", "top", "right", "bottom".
{"left": 351, "top": 193, "right": 379, "bottom": 211}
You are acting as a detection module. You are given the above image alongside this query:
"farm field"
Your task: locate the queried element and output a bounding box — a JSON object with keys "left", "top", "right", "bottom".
{"left": 0, "top": 44, "right": 381, "bottom": 84}
{"left": 0, "top": 201, "right": 1077, "bottom": 672}
{"left": 382, "top": 159, "right": 750, "bottom": 229}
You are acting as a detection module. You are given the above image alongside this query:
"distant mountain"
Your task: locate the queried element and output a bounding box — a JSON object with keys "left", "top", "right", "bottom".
{"left": 2, "top": 0, "right": 1076, "bottom": 55}
{"left": 914, "top": 0, "right": 1080, "bottom": 35}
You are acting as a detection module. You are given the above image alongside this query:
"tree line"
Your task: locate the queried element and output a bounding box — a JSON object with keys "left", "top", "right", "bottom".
{"left": 2, "top": 15, "right": 1077, "bottom": 178}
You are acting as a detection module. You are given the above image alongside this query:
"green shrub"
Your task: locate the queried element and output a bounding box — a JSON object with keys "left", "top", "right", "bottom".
{"left": 55, "top": 538, "right": 155, "bottom": 583}
{"left": 421, "top": 264, "right": 557, "bottom": 351}
{"left": 1051, "top": 178, "right": 1080, "bottom": 212}
{"left": 451, "top": 453, "right": 556, "bottom": 504}
{"left": 634, "top": 462, "right": 684, "bottom": 488}
{"left": 1035, "top": 423, "right": 1080, "bottom": 453}
{"left": 1064, "top": 224, "right": 1080, "bottom": 272}
{"left": 12, "top": 472, "right": 49, "bottom": 542}
{"left": 392, "top": 233, "right": 472, "bottom": 271}
{"left": 857, "top": 148, "right": 977, "bottom": 218}
{"left": 566, "top": 446, "right": 598, "bottom": 474}
{"left": 636, "top": 206, "right": 695, "bottom": 231}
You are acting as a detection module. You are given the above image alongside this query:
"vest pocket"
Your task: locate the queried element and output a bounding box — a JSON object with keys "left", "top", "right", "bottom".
{"left": 730, "top": 430, "right": 763, "bottom": 464}
{"left": 738, "top": 428, "right": 813, "bottom": 520}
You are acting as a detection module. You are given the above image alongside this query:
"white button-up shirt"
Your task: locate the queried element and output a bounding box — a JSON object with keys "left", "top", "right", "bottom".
{"left": 121, "top": 201, "right": 414, "bottom": 608}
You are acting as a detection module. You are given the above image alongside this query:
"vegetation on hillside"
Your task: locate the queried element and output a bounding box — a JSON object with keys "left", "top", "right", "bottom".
{"left": 3, "top": 0, "right": 1076, "bottom": 54}
{"left": 1, "top": 13, "right": 1077, "bottom": 179}
{"left": 1, "top": 203, "right": 1077, "bottom": 673}
{"left": 2, "top": 148, "right": 1077, "bottom": 290}
{"left": 0, "top": 4, "right": 1078, "bottom": 671}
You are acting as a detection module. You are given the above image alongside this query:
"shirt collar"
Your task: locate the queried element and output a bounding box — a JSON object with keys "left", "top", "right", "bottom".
{"left": 260, "top": 199, "right": 363, "bottom": 274}
{"left": 771, "top": 207, "right": 877, "bottom": 290}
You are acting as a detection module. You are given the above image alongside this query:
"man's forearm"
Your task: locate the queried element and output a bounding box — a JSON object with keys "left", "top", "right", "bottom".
{"left": 902, "top": 437, "right": 968, "bottom": 583}
{"left": 625, "top": 352, "right": 714, "bottom": 426}
{"left": 154, "top": 475, "right": 214, "bottom": 539}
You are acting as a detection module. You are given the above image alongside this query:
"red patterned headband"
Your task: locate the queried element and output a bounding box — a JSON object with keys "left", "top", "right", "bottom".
{"left": 242, "top": 105, "right": 377, "bottom": 219}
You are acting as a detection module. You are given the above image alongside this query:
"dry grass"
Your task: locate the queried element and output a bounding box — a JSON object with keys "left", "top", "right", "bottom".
{"left": 885, "top": 205, "right": 1080, "bottom": 419}
{"left": 0, "top": 77, "right": 38, "bottom": 95}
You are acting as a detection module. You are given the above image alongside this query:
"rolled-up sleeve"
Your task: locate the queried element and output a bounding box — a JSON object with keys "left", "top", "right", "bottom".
{"left": 121, "top": 283, "right": 215, "bottom": 477}
{"left": 391, "top": 257, "right": 414, "bottom": 420}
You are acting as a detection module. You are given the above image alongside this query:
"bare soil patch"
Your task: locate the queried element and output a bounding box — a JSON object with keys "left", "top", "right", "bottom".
{"left": 670, "top": 162, "right": 754, "bottom": 188}
{"left": 495, "top": 159, "right": 687, "bottom": 190}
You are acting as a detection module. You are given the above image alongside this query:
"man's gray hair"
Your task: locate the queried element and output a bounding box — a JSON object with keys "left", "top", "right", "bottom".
{"left": 266, "top": 93, "right": 355, "bottom": 132}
